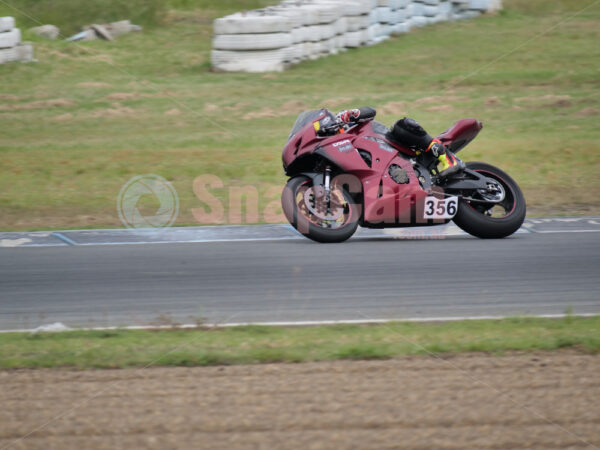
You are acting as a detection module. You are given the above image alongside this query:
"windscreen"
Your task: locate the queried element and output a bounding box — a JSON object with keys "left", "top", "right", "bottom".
{"left": 288, "top": 109, "right": 332, "bottom": 141}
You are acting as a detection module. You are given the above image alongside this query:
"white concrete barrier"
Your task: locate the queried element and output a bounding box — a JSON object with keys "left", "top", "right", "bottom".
{"left": 213, "top": 32, "right": 292, "bottom": 51}
{"left": 0, "top": 16, "right": 15, "bottom": 33}
{"left": 0, "top": 17, "right": 34, "bottom": 64}
{"left": 392, "top": 21, "right": 411, "bottom": 33}
{"left": 214, "top": 13, "right": 293, "bottom": 34}
{"left": 469, "top": 0, "right": 492, "bottom": 10}
{"left": 0, "top": 27, "right": 20, "bottom": 48}
{"left": 0, "top": 47, "right": 17, "bottom": 64}
{"left": 211, "top": 0, "right": 501, "bottom": 72}
{"left": 212, "top": 48, "right": 292, "bottom": 72}
{"left": 411, "top": 15, "right": 428, "bottom": 27}
{"left": 346, "top": 14, "right": 370, "bottom": 31}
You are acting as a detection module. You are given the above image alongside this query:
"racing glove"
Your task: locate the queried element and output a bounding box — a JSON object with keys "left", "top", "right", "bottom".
{"left": 336, "top": 109, "right": 361, "bottom": 124}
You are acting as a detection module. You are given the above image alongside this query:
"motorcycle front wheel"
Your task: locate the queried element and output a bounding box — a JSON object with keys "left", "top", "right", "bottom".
{"left": 452, "top": 162, "right": 526, "bottom": 239}
{"left": 281, "top": 175, "right": 360, "bottom": 243}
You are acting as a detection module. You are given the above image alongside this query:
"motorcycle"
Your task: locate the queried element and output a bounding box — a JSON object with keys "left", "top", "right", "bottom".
{"left": 281, "top": 108, "right": 526, "bottom": 243}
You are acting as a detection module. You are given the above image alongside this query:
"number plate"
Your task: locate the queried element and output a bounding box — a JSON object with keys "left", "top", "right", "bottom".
{"left": 423, "top": 196, "right": 459, "bottom": 219}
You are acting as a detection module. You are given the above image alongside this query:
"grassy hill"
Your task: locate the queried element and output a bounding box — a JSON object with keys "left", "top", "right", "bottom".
{"left": 0, "top": 0, "right": 598, "bottom": 230}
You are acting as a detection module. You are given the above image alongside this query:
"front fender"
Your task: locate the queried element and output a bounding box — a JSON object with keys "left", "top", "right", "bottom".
{"left": 284, "top": 151, "right": 338, "bottom": 178}
{"left": 298, "top": 171, "right": 324, "bottom": 186}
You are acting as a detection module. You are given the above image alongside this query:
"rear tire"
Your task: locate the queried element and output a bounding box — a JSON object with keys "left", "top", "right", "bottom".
{"left": 452, "top": 162, "right": 526, "bottom": 239}
{"left": 282, "top": 176, "right": 360, "bottom": 243}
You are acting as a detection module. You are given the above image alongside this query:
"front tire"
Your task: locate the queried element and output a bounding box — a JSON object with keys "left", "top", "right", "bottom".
{"left": 281, "top": 176, "right": 360, "bottom": 243}
{"left": 452, "top": 162, "right": 526, "bottom": 239}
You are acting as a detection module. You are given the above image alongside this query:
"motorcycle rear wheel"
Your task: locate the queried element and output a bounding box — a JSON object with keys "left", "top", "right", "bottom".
{"left": 452, "top": 162, "right": 526, "bottom": 239}
{"left": 281, "top": 176, "right": 360, "bottom": 243}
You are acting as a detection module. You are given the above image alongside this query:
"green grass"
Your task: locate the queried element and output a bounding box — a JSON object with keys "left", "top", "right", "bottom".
{"left": 1, "top": 0, "right": 599, "bottom": 230}
{"left": 0, "top": 0, "right": 166, "bottom": 35}
{"left": 0, "top": 0, "right": 279, "bottom": 34}
{"left": 0, "top": 316, "right": 598, "bottom": 369}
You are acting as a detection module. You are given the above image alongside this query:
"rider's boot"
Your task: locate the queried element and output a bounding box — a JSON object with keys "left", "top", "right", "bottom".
{"left": 427, "top": 139, "right": 465, "bottom": 178}
{"left": 437, "top": 151, "right": 464, "bottom": 178}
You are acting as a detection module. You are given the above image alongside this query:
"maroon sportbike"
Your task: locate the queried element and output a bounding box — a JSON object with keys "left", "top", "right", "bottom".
{"left": 281, "top": 109, "right": 526, "bottom": 243}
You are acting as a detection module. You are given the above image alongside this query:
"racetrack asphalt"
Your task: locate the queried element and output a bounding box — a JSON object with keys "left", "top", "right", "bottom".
{"left": 1, "top": 218, "right": 599, "bottom": 331}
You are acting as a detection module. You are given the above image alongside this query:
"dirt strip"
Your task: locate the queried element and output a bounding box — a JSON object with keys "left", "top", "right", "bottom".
{"left": 1, "top": 351, "right": 599, "bottom": 449}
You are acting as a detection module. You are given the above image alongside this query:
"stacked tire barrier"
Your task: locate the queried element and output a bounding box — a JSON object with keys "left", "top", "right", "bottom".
{"left": 0, "top": 17, "right": 34, "bottom": 64}
{"left": 211, "top": 0, "right": 502, "bottom": 72}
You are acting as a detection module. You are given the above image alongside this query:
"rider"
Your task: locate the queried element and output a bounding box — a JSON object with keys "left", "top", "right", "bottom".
{"left": 335, "top": 108, "right": 462, "bottom": 178}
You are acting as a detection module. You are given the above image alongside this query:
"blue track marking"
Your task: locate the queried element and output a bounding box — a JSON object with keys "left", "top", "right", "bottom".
{"left": 51, "top": 232, "right": 78, "bottom": 246}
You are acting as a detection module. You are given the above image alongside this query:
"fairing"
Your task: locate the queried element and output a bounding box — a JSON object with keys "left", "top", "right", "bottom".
{"left": 282, "top": 111, "right": 482, "bottom": 227}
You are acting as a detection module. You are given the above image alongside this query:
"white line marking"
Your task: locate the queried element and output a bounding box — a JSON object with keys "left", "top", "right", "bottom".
{"left": 14, "top": 227, "right": 599, "bottom": 247}
{"left": 1, "top": 313, "right": 597, "bottom": 333}
{"left": 75, "top": 236, "right": 303, "bottom": 246}
{"left": 2, "top": 218, "right": 600, "bottom": 248}
{"left": 536, "top": 229, "right": 600, "bottom": 234}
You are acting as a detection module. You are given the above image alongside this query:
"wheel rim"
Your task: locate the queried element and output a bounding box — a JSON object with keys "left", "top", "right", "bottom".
{"left": 466, "top": 170, "right": 517, "bottom": 219}
{"left": 296, "top": 181, "right": 353, "bottom": 229}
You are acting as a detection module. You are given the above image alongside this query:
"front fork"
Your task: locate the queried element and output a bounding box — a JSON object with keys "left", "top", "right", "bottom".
{"left": 323, "top": 166, "right": 332, "bottom": 203}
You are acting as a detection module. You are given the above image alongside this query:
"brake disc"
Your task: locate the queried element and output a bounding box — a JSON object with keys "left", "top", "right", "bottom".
{"left": 303, "top": 186, "right": 344, "bottom": 221}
